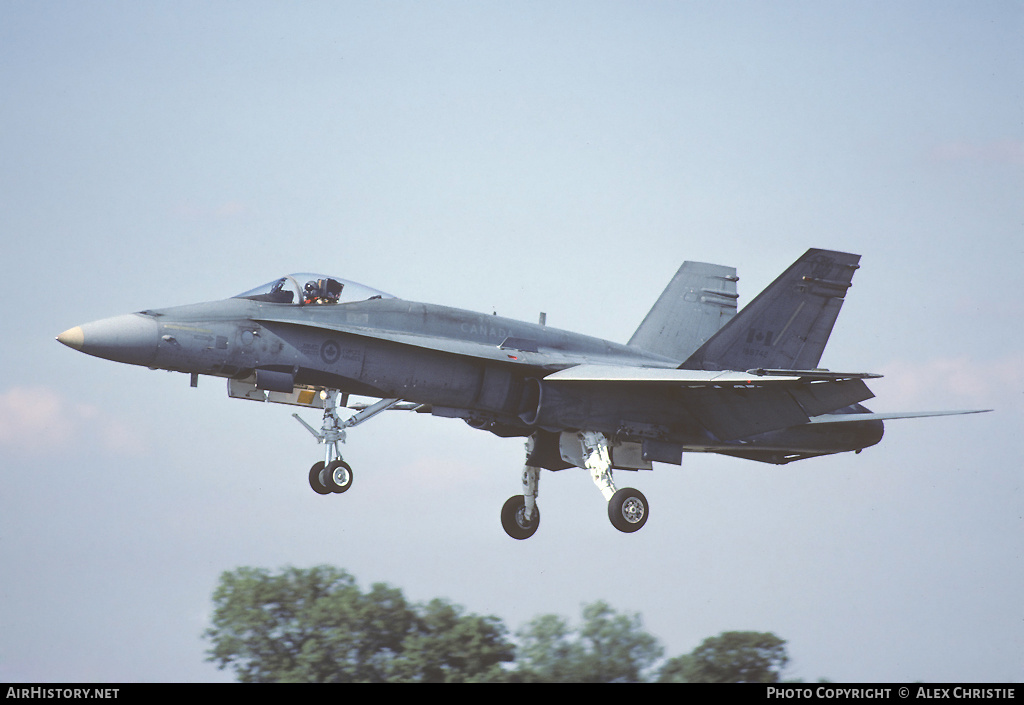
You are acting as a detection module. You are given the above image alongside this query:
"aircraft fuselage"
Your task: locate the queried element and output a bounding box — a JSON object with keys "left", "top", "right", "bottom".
{"left": 61, "top": 294, "right": 883, "bottom": 466}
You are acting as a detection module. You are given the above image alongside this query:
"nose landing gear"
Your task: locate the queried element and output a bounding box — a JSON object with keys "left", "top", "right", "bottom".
{"left": 293, "top": 391, "right": 401, "bottom": 496}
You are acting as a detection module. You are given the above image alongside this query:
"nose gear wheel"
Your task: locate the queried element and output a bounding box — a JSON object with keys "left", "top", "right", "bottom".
{"left": 325, "top": 459, "right": 353, "bottom": 493}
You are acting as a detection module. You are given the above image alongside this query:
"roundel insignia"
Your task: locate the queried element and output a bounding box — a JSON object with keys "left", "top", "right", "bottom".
{"left": 320, "top": 340, "right": 341, "bottom": 365}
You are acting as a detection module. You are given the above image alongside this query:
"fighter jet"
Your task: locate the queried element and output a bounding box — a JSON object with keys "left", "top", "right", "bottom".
{"left": 57, "top": 249, "right": 987, "bottom": 539}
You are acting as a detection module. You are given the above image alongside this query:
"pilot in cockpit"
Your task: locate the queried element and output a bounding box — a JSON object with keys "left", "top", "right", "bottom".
{"left": 303, "top": 278, "right": 343, "bottom": 305}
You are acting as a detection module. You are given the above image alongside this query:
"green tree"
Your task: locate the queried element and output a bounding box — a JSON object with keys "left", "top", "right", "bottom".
{"left": 514, "top": 613, "right": 585, "bottom": 682}
{"left": 657, "top": 631, "right": 789, "bottom": 683}
{"left": 205, "top": 565, "right": 797, "bottom": 683}
{"left": 516, "top": 601, "right": 663, "bottom": 682}
{"left": 387, "top": 598, "right": 515, "bottom": 682}
{"left": 204, "top": 565, "right": 513, "bottom": 682}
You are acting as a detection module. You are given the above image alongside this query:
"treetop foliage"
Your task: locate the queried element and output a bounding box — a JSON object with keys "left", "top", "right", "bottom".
{"left": 515, "top": 601, "right": 663, "bottom": 682}
{"left": 204, "top": 565, "right": 791, "bottom": 683}
{"left": 657, "top": 630, "right": 790, "bottom": 683}
{"left": 204, "top": 565, "right": 512, "bottom": 683}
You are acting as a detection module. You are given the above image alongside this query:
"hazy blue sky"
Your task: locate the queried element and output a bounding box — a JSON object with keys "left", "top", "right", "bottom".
{"left": 2, "top": 1, "right": 1021, "bottom": 683}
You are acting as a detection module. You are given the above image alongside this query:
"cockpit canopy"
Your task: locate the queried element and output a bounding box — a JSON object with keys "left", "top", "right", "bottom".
{"left": 234, "top": 274, "right": 394, "bottom": 306}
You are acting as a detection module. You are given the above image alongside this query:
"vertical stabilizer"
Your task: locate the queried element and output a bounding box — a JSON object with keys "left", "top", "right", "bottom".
{"left": 681, "top": 249, "right": 861, "bottom": 372}
{"left": 628, "top": 262, "right": 739, "bottom": 362}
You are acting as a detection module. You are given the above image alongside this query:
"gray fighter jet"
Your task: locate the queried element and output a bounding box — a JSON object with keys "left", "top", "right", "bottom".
{"left": 57, "top": 249, "right": 987, "bottom": 539}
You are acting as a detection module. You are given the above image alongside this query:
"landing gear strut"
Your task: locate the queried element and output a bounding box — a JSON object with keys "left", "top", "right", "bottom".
{"left": 501, "top": 494, "right": 540, "bottom": 540}
{"left": 580, "top": 430, "right": 649, "bottom": 534}
{"left": 501, "top": 458, "right": 541, "bottom": 540}
{"left": 500, "top": 431, "right": 650, "bottom": 539}
{"left": 293, "top": 391, "right": 400, "bottom": 496}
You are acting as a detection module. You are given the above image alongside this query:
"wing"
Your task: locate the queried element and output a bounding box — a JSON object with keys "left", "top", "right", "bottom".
{"left": 543, "top": 364, "right": 877, "bottom": 440}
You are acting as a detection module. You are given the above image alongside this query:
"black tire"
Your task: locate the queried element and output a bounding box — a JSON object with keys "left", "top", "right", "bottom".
{"left": 308, "top": 461, "right": 331, "bottom": 495}
{"left": 325, "top": 459, "right": 353, "bottom": 494}
{"left": 608, "top": 487, "right": 648, "bottom": 533}
{"left": 501, "top": 495, "right": 540, "bottom": 540}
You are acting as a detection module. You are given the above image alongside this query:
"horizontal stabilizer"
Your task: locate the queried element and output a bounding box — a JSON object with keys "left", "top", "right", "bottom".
{"left": 807, "top": 409, "right": 992, "bottom": 424}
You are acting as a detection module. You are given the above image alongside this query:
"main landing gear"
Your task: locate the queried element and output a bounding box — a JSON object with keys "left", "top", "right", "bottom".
{"left": 501, "top": 431, "right": 650, "bottom": 540}
{"left": 293, "top": 390, "right": 401, "bottom": 496}
{"left": 501, "top": 465, "right": 541, "bottom": 539}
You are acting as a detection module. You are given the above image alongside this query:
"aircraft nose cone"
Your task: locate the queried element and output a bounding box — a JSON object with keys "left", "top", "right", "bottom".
{"left": 57, "top": 326, "right": 85, "bottom": 351}
{"left": 57, "top": 313, "right": 159, "bottom": 366}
